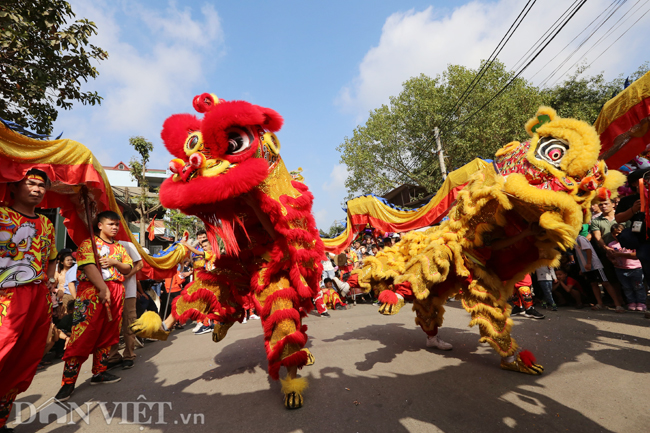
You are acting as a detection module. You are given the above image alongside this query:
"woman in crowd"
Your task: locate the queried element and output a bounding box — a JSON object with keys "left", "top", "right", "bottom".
{"left": 54, "top": 251, "right": 76, "bottom": 317}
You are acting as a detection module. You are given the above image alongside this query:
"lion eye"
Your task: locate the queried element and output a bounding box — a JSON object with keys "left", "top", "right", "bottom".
{"left": 184, "top": 132, "right": 204, "bottom": 156}
{"left": 226, "top": 127, "right": 253, "bottom": 155}
{"left": 535, "top": 137, "right": 569, "bottom": 168}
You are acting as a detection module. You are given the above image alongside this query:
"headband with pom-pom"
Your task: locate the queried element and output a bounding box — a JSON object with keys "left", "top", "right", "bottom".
{"left": 596, "top": 187, "right": 612, "bottom": 201}
{"left": 193, "top": 93, "right": 219, "bottom": 113}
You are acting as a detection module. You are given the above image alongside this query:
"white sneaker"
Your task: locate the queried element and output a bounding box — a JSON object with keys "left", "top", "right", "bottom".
{"left": 192, "top": 322, "right": 203, "bottom": 333}
{"left": 242, "top": 317, "right": 247, "bottom": 324}
{"left": 426, "top": 335, "right": 453, "bottom": 350}
{"left": 249, "top": 314, "right": 260, "bottom": 320}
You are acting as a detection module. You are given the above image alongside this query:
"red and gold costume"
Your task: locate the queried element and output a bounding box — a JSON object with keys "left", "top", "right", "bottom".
{"left": 0, "top": 206, "right": 57, "bottom": 427}
{"left": 132, "top": 93, "right": 323, "bottom": 409}
{"left": 322, "top": 288, "right": 346, "bottom": 310}
{"left": 60, "top": 236, "right": 132, "bottom": 385}
{"left": 352, "top": 107, "right": 625, "bottom": 374}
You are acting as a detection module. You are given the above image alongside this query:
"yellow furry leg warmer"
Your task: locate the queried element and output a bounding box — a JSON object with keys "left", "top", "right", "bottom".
{"left": 280, "top": 376, "right": 308, "bottom": 409}
{"left": 129, "top": 311, "right": 170, "bottom": 341}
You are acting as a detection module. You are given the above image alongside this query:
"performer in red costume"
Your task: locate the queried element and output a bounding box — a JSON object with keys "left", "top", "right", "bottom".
{"left": 55, "top": 211, "right": 133, "bottom": 401}
{"left": 0, "top": 169, "right": 58, "bottom": 433}
{"left": 510, "top": 274, "right": 545, "bottom": 319}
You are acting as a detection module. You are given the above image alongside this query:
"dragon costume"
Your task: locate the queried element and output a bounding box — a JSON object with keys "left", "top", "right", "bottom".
{"left": 350, "top": 107, "right": 625, "bottom": 373}
{"left": 132, "top": 93, "right": 323, "bottom": 409}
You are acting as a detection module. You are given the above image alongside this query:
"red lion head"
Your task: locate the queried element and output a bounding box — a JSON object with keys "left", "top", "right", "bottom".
{"left": 159, "top": 93, "right": 284, "bottom": 216}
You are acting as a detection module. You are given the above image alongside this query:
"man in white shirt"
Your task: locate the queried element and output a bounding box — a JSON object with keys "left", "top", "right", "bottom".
{"left": 107, "top": 241, "right": 144, "bottom": 369}
{"left": 534, "top": 266, "right": 557, "bottom": 310}
{"left": 321, "top": 252, "right": 336, "bottom": 286}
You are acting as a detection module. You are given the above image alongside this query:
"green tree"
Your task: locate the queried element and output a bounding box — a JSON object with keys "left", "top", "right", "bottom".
{"left": 542, "top": 61, "right": 650, "bottom": 124}
{"left": 128, "top": 136, "right": 162, "bottom": 246}
{"left": 338, "top": 61, "right": 544, "bottom": 199}
{"left": 320, "top": 220, "right": 345, "bottom": 238}
{"left": 167, "top": 209, "right": 201, "bottom": 241}
{"left": 0, "top": 0, "right": 108, "bottom": 133}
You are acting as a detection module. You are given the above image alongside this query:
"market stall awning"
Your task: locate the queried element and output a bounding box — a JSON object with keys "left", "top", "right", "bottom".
{"left": 321, "top": 158, "right": 490, "bottom": 254}
{"left": 595, "top": 71, "right": 650, "bottom": 169}
{"left": 0, "top": 122, "right": 185, "bottom": 279}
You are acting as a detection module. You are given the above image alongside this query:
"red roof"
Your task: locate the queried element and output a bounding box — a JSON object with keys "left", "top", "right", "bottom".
{"left": 104, "top": 161, "right": 130, "bottom": 171}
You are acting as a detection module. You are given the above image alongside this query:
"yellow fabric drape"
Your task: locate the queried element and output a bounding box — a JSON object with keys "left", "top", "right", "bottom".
{"left": 322, "top": 159, "right": 489, "bottom": 252}
{"left": 594, "top": 71, "right": 650, "bottom": 134}
{"left": 0, "top": 124, "right": 186, "bottom": 272}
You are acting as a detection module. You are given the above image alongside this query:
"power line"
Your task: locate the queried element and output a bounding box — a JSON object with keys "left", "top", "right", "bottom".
{"left": 586, "top": 3, "right": 650, "bottom": 69}
{"left": 533, "top": 0, "right": 626, "bottom": 86}
{"left": 438, "top": 0, "right": 537, "bottom": 129}
{"left": 548, "top": 0, "right": 649, "bottom": 87}
{"left": 455, "top": 0, "right": 588, "bottom": 127}
{"left": 510, "top": 0, "right": 584, "bottom": 73}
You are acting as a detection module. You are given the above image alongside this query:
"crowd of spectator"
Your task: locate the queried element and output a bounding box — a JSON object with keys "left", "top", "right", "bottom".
{"left": 523, "top": 168, "right": 650, "bottom": 318}
{"left": 316, "top": 232, "right": 402, "bottom": 315}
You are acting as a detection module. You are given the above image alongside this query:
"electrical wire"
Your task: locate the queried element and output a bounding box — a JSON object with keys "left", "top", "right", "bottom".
{"left": 454, "top": 0, "right": 588, "bottom": 127}
{"left": 510, "top": 0, "right": 584, "bottom": 73}
{"left": 547, "top": 0, "right": 648, "bottom": 87}
{"left": 585, "top": 3, "right": 650, "bottom": 69}
{"left": 533, "top": 0, "right": 626, "bottom": 85}
{"left": 438, "top": 0, "right": 537, "bottom": 129}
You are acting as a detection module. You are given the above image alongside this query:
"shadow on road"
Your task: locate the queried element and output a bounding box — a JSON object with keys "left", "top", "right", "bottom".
{"left": 13, "top": 305, "right": 650, "bottom": 432}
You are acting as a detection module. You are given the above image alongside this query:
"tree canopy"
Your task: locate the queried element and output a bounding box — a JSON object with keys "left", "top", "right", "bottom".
{"left": 338, "top": 61, "right": 543, "bottom": 199}
{"left": 338, "top": 60, "right": 649, "bottom": 200}
{"left": 128, "top": 136, "right": 161, "bottom": 246}
{"left": 541, "top": 61, "right": 650, "bottom": 124}
{"left": 0, "top": 0, "right": 107, "bottom": 134}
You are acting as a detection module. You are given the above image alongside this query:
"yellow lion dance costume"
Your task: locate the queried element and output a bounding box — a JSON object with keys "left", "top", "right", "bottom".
{"left": 351, "top": 107, "right": 625, "bottom": 373}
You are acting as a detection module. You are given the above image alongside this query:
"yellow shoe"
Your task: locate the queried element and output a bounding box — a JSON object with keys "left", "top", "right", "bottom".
{"left": 281, "top": 376, "right": 308, "bottom": 409}
{"left": 212, "top": 321, "right": 234, "bottom": 343}
{"left": 500, "top": 352, "right": 544, "bottom": 375}
{"left": 301, "top": 348, "right": 315, "bottom": 366}
{"left": 130, "top": 312, "right": 171, "bottom": 341}
{"left": 378, "top": 294, "right": 405, "bottom": 315}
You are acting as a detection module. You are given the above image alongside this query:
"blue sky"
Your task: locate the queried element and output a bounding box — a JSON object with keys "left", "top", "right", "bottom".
{"left": 56, "top": 0, "right": 650, "bottom": 230}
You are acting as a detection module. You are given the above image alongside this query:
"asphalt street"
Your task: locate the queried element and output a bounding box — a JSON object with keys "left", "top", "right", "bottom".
{"left": 9, "top": 302, "right": 650, "bottom": 433}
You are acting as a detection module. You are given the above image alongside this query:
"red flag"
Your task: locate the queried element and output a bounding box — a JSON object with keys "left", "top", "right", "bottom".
{"left": 147, "top": 215, "right": 156, "bottom": 241}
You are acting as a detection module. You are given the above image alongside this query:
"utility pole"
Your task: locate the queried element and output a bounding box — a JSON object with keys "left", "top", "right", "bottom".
{"left": 434, "top": 127, "right": 447, "bottom": 180}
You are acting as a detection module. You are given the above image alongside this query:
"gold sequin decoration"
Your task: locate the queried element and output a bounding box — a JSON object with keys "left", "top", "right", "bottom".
{"left": 257, "top": 159, "right": 302, "bottom": 216}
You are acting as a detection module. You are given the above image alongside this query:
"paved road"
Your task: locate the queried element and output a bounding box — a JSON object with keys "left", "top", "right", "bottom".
{"left": 9, "top": 302, "right": 650, "bottom": 433}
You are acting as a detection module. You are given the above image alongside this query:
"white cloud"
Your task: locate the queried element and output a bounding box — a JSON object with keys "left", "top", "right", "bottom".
{"left": 322, "top": 164, "right": 349, "bottom": 193}
{"left": 54, "top": 0, "right": 224, "bottom": 165}
{"left": 339, "top": 0, "right": 650, "bottom": 117}
{"left": 138, "top": 3, "right": 222, "bottom": 47}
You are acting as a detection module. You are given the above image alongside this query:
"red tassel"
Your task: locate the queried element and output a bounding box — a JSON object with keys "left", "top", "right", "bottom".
{"left": 378, "top": 290, "right": 398, "bottom": 305}
{"left": 519, "top": 350, "right": 536, "bottom": 367}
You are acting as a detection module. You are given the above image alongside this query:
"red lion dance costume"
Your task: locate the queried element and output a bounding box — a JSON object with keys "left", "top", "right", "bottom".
{"left": 132, "top": 93, "right": 323, "bottom": 409}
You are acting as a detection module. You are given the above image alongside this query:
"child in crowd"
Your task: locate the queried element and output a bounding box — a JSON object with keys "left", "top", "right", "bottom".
{"left": 55, "top": 251, "right": 76, "bottom": 317}
{"left": 608, "top": 224, "right": 647, "bottom": 311}
{"left": 183, "top": 239, "right": 222, "bottom": 334}
{"left": 55, "top": 211, "right": 133, "bottom": 401}
{"left": 552, "top": 268, "right": 584, "bottom": 308}
{"left": 321, "top": 252, "right": 336, "bottom": 284}
{"left": 322, "top": 278, "right": 347, "bottom": 310}
{"left": 574, "top": 224, "right": 624, "bottom": 312}
{"left": 535, "top": 266, "right": 557, "bottom": 311}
